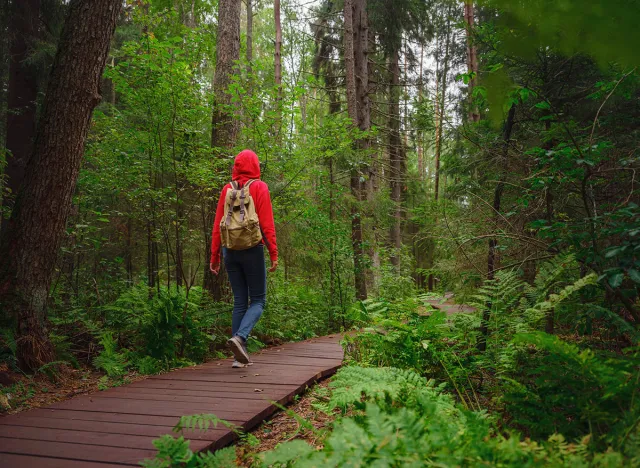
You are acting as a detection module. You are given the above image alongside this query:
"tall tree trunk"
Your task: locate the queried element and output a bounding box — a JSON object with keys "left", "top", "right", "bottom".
{"left": 0, "top": 0, "right": 10, "bottom": 150}
{"left": 0, "top": 0, "right": 122, "bottom": 371}
{"left": 274, "top": 0, "right": 283, "bottom": 139}
{"left": 434, "top": 13, "right": 451, "bottom": 203}
{"left": 417, "top": 44, "right": 425, "bottom": 181}
{"left": 478, "top": 104, "right": 516, "bottom": 352}
{"left": 204, "top": 0, "right": 241, "bottom": 300}
{"left": 389, "top": 48, "right": 402, "bottom": 268}
{"left": 428, "top": 11, "right": 452, "bottom": 290}
{"left": 354, "top": 0, "right": 370, "bottom": 299}
{"left": 464, "top": 0, "right": 480, "bottom": 122}
{"left": 246, "top": 0, "right": 253, "bottom": 74}
{"left": 344, "top": 0, "right": 367, "bottom": 300}
{"left": 344, "top": 0, "right": 357, "bottom": 124}
{"left": 2, "top": 0, "right": 40, "bottom": 236}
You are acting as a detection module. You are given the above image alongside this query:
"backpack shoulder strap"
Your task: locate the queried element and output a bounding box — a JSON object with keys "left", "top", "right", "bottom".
{"left": 225, "top": 182, "right": 239, "bottom": 226}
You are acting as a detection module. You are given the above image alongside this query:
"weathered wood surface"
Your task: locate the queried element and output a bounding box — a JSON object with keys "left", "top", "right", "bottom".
{"left": 0, "top": 334, "right": 343, "bottom": 466}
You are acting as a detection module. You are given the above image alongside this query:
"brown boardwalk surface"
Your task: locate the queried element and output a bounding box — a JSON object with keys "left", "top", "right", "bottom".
{"left": 0, "top": 334, "right": 344, "bottom": 467}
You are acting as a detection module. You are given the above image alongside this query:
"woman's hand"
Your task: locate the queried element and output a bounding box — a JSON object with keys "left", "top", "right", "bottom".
{"left": 210, "top": 262, "right": 220, "bottom": 275}
{"left": 269, "top": 259, "right": 278, "bottom": 273}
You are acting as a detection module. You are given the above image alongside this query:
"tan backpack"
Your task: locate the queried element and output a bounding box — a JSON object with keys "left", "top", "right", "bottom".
{"left": 220, "top": 180, "right": 263, "bottom": 250}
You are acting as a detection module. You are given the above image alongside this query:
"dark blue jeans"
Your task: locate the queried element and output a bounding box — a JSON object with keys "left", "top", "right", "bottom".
{"left": 222, "top": 244, "right": 267, "bottom": 341}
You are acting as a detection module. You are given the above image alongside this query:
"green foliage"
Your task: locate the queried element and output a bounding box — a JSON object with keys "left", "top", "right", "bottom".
{"left": 93, "top": 332, "right": 128, "bottom": 378}
{"left": 503, "top": 332, "right": 640, "bottom": 444}
{"left": 140, "top": 435, "right": 238, "bottom": 468}
{"left": 259, "top": 366, "right": 634, "bottom": 467}
{"left": 484, "top": 0, "right": 640, "bottom": 68}
{"left": 257, "top": 277, "right": 333, "bottom": 342}
{"left": 101, "top": 284, "right": 213, "bottom": 367}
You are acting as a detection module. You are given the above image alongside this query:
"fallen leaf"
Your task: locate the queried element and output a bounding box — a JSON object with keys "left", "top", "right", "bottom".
{"left": 254, "top": 389, "right": 264, "bottom": 393}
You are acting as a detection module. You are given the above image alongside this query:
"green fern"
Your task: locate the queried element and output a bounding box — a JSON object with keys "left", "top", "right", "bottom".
{"left": 92, "top": 332, "right": 128, "bottom": 377}
{"left": 196, "top": 447, "right": 238, "bottom": 467}
{"left": 140, "top": 435, "right": 194, "bottom": 468}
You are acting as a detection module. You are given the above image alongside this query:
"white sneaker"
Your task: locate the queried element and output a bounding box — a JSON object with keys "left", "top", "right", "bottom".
{"left": 232, "top": 360, "right": 253, "bottom": 368}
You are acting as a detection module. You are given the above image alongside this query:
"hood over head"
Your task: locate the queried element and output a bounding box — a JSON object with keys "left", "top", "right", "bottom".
{"left": 232, "top": 149, "right": 261, "bottom": 184}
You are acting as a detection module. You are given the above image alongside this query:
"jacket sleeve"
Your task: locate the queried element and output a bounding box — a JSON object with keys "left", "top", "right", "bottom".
{"left": 210, "top": 186, "right": 229, "bottom": 266}
{"left": 254, "top": 182, "right": 278, "bottom": 263}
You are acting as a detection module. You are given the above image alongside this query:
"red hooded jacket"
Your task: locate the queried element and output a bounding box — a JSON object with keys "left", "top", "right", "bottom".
{"left": 210, "top": 150, "right": 278, "bottom": 266}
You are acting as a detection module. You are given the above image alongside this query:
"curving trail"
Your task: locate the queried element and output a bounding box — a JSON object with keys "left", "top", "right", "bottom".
{"left": 0, "top": 335, "right": 344, "bottom": 467}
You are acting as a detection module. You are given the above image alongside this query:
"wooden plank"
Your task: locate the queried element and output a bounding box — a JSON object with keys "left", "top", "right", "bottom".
{"left": 247, "top": 356, "right": 343, "bottom": 365}
{"left": 90, "top": 386, "right": 283, "bottom": 402}
{"left": 2, "top": 408, "right": 193, "bottom": 427}
{"left": 85, "top": 392, "right": 278, "bottom": 406}
{"left": 0, "top": 438, "right": 158, "bottom": 466}
{"left": 125, "top": 379, "right": 300, "bottom": 392}
{"left": 0, "top": 416, "right": 228, "bottom": 442}
{"left": 48, "top": 397, "right": 271, "bottom": 420}
{"left": 147, "top": 367, "right": 336, "bottom": 385}
{"left": 0, "top": 453, "right": 126, "bottom": 468}
{"left": 0, "top": 426, "right": 211, "bottom": 452}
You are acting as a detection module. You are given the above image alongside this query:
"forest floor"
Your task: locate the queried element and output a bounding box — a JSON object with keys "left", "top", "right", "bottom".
{"left": 235, "top": 378, "right": 341, "bottom": 466}
{"left": 0, "top": 362, "right": 148, "bottom": 415}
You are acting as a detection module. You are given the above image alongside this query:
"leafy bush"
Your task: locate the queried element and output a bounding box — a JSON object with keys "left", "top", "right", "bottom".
{"left": 257, "top": 279, "right": 330, "bottom": 342}
{"left": 260, "top": 366, "right": 633, "bottom": 467}
{"left": 101, "top": 284, "right": 214, "bottom": 366}
{"left": 501, "top": 332, "right": 640, "bottom": 444}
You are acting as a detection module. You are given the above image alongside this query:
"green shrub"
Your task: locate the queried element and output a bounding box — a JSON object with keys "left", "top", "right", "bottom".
{"left": 501, "top": 332, "right": 640, "bottom": 445}
{"left": 261, "top": 366, "right": 631, "bottom": 467}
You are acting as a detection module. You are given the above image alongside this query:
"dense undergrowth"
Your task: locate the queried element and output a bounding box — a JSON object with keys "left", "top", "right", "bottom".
{"left": 139, "top": 256, "right": 640, "bottom": 467}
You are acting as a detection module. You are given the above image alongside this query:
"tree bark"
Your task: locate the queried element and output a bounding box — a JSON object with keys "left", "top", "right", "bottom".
{"left": 434, "top": 13, "right": 451, "bottom": 203}
{"left": 0, "top": 0, "right": 122, "bottom": 371}
{"left": 428, "top": 11, "right": 452, "bottom": 290}
{"left": 344, "top": 0, "right": 368, "bottom": 300}
{"left": 344, "top": 0, "right": 357, "bottom": 123}
{"left": 389, "top": 48, "right": 402, "bottom": 268}
{"left": 464, "top": 1, "right": 480, "bottom": 123}
{"left": 274, "top": 0, "right": 283, "bottom": 137}
{"left": 478, "top": 104, "right": 516, "bottom": 352}
{"left": 246, "top": 0, "right": 253, "bottom": 74}
{"left": 204, "top": 0, "right": 241, "bottom": 300}
{"left": 2, "top": 0, "right": 41, "bottom": 236}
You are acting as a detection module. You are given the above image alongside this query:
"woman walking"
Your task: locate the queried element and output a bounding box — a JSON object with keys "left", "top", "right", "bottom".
{"left": 210, "top": 150, "right": 278, "bottom": 368}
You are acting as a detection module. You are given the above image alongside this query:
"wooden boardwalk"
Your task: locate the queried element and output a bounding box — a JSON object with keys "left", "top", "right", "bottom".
{"left": 0, "top": 335, "right": 344, "bottom": 467}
